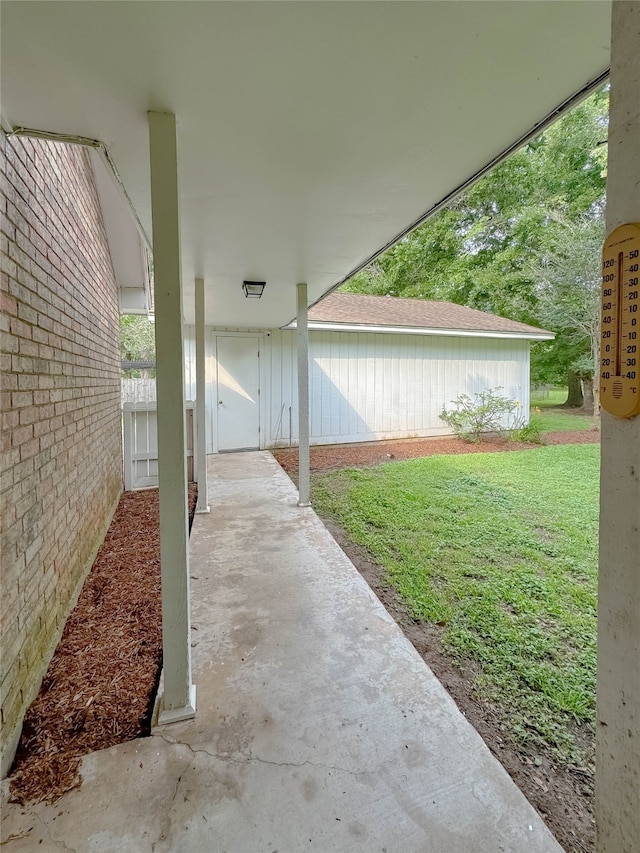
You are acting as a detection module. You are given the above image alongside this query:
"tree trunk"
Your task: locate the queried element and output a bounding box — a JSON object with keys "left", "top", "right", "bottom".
{"left": 564, "top": 371, "right": 584, "bottom": 407}
{"left": 592, "top": 381, "right": 601, "bottom": 425}
{"left": 582, "top": 377, "right": 595, "bottom": 414}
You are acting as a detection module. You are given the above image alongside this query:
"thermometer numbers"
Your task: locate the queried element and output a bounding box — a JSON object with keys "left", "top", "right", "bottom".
{"left": 600, "top": 225, "right": 640, "bottom": 417}
{"left": 624, "top": 249, "right": 639, "bottom": 380}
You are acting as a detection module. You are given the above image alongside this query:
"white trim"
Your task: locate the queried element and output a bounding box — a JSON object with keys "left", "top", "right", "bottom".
{"left": 285, "top": 321, "right": 554, "bottom": 341}
{"left": 313, "top": 69, "right": 610, "bottom": 303}
{"left": 7, "top": 125, "right": 152, "bottom": 315}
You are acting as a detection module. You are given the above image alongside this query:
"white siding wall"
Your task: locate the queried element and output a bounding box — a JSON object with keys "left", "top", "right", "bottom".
{"left": 186, "top": 326, "right": 531, "bottom": 452}
{"left": 266, "top": 329, "right": 530, "bottom": 448}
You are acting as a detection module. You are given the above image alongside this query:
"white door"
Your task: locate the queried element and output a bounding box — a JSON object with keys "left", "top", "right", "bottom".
{"left": 215, "top": 335, "right": 260, "bottom": 451}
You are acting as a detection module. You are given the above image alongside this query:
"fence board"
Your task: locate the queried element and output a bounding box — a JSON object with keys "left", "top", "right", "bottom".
{"left": 122, "top": 401, "right": 195, "bottom": 490}
{"left": 121, "top": 378, "right": 157, "bottom": 404}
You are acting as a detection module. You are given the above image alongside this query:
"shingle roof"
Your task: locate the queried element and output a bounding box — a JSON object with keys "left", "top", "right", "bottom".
{"left": 307, "top": 292, "right": 553, "bottom": 339}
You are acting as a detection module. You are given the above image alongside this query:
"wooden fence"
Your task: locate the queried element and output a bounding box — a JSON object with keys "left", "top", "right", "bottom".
{"left": 121, "top": 378, "right": 157, "bottom": 404}
{"left": 122, "top": 401, "right": 195, "bottom": 490}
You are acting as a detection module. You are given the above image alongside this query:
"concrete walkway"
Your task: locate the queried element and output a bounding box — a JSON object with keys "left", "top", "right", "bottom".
{"left": 1, "top": 452, "right": 562, "bottom": 852}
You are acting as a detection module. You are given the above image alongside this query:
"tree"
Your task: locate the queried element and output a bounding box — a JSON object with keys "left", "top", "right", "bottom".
{"left": 343, "top": 88, "right": 609, "bottom": 410}
{"left": 530, "top": 213, "right": 605, "bottom": 415}
{"left": 120, "top": 315, "right": 156, "bottom": 376}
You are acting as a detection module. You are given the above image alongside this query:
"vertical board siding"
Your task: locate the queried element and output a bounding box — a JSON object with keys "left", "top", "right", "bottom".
{"left": 163, "top": 324, "right": 528, "bottom": 452}
{"left": 184, "top": 325, "right": 216, "bottom": 454}
{"left": 203, "top": 328, "right": 530, "bottom": 449}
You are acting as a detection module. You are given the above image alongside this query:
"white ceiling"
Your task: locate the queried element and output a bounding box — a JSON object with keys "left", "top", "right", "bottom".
{"left": 1, "top": 1, "right": 611, "bottom": 328}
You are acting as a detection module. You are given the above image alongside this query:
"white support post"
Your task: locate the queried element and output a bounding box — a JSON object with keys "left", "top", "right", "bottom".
{"left": 297, "top": 282, "right": 311, "bottom": 507}
{"left": 148, "top": 111, "right": 196, "bottom": 723}
{"left": 122, "top": 406, "right": 133, "bottom": 492}
{"left": 596, "top": 4, "right": 640, "bottom": 851}
{"left": 195, "top": 278, "right": 210, "bottom": 513}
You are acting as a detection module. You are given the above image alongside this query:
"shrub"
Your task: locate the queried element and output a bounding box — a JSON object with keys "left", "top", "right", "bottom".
{"left": 509, "top": 414, "right": 544, "bottom": 444}
{"left": 440, "top": 388, "right": 516, "bottom": 442}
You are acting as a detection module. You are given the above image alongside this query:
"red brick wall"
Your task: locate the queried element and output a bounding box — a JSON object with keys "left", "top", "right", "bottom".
{"left": 0, "top": 132, "right": 122, "bottom": 775}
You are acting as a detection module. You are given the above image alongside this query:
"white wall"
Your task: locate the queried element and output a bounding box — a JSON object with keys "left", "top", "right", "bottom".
{"left": 186, "top": 326, "right": 531, "bottom": 452}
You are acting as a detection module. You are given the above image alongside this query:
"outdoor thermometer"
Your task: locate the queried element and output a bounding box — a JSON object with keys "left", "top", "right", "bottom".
{"left": 600, "top": 222, "right": 640, "bottom": 418}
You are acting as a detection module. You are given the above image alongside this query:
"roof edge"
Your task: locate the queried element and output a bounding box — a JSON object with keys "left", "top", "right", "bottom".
{"left": 5, "top": 124, "right": 152, "bottom": 315}
{"left": 284, "top": 320, "right": 554, "bottom": 341}
{"left": 304, "top": 67, "right": 610, "bottom": 319}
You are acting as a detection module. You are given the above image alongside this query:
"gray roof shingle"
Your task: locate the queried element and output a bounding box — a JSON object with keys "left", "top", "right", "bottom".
{"left": 307, "top": 292, "right": 553, "bottom": 339}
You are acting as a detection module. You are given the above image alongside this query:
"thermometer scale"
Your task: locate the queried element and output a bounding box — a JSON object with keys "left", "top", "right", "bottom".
{"left": 600, "top": 222, "right": 640, "bottom": 418}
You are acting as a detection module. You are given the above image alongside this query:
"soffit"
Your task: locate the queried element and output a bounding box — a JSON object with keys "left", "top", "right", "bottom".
{"left": 0, "top": 1, "right": 611, "bottom": 327}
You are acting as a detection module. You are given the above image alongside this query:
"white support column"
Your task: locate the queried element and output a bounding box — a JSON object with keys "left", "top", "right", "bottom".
{"left": 596, "top": 4, "right": 640, "bottom": 851}
{"left": 195, "top": 278, "right": 210, "bottom": 513}
{"left": 122, "top": 406, "right": 133, "bottom": 492}
{"left": 297, "top": 282, "right": 311, "bottom": 507}
{"left": 148, "top": 111, "right": 196, "bottom": 723}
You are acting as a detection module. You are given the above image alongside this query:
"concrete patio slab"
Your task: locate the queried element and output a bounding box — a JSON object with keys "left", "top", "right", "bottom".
{"left": 1, "top": 451, "right": 562, "bottom": 852}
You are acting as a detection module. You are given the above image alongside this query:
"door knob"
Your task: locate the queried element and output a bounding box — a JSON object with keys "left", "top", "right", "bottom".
{"left": 218, "top": 400, "right": 223, "bottom": 405}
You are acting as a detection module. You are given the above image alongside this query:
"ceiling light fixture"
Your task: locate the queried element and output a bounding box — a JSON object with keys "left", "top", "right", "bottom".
{"left": 242, "top": 280, "right": 266, "bottom": 299}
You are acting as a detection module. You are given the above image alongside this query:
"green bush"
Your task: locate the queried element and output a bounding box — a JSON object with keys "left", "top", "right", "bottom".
{"left": 440, "top": 388, "right": 516, "bottom": 442}
{"left": 509, "top": 414, "right": 544, "bottom": 444}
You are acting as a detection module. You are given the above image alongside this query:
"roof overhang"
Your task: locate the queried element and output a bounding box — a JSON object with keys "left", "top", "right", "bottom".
{"left": 1, "top": 1, "right": 611, "bottom": 327}
{"left": 286, "top": 321, "right": 555, "bottom": 342}
{"left": 89, "top": 149, "right": 152, "bottom": 315}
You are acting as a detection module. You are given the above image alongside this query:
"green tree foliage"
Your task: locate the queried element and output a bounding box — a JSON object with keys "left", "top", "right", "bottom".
{"left": 344, "top": 88, "right": 609, "bottom": 405}
{"left": 530, "top": 214, "right": 605, "bottom": 414}
{"left": 120, "top": 315, "right": 156, "bottom": 375}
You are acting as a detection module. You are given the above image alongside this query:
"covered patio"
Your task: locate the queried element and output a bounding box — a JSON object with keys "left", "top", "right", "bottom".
{"left": 1, "top": 451, "right": 562, "bottom": 852}
{"left": 1, "top": 3, "right": 639, "bottom": 851}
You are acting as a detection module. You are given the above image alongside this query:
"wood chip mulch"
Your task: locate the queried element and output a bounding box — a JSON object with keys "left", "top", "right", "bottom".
{"left": 273, "top": 429, "right": 600, "bottom": 476}
{"left": 8, "top": 484, "right": 197, "bottom": 806}
{"left": 8, "top": 430, "right": 598, "bottom": 808}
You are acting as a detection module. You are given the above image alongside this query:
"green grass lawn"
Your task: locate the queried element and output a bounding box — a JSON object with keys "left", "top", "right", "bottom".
{"left": 529, "top": 387, "right": 595, "bottom": 432}
{"left": 530, "top": 386, "right": 569, "bottom": 408}
{"left": 533, "top": 409, "right": 595, "bottom": 432}
{"left": 312, "top": 445, "right": 599, "bottom": 764}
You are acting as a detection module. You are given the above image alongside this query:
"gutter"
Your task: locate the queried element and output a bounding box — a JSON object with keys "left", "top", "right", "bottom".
{"left": 1, "top": 121, "right": 153, "bottom": 314}
{"left": 284, "top": 321, "right": 555, "bottom": 342}
{"left": 302, "top": 67, "right": 610, "bottom": 316}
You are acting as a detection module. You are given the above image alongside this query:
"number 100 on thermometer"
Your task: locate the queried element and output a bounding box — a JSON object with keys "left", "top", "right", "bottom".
{"left": 601, "top": 222, "right": 640, "bottom": 418}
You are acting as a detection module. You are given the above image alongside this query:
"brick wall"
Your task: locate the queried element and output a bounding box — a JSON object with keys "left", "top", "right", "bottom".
{"left": 0, "top": 132, "right": 123, "bottom": 776}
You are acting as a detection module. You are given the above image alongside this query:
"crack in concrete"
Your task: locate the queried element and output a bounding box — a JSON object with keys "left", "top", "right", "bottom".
{"left": 151, "top": 759, "right": 193, "bottom": 853}
{"left": 251, "top": 755, "right": 368, "bottom": 778}
{"left": 14, "top": 810, "right": 78, "bottom": 853}
{"left": 155, "top": 733, "right": 367, "bottom": 778}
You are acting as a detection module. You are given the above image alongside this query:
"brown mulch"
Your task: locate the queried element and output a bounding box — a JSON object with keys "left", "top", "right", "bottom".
{"left": 8, "top": 428, "right": 599, "bottom": 849}
{"left": 273, "top": 429, "right": 600, "bottom": 476}
{"left": 8, "top": 484, "right": 197, "bottom": 806}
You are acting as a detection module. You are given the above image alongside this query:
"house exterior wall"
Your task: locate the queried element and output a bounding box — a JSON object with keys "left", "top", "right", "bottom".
{"left": 185, "top": 327, "right": 530, "bottom": 452}
{"left": 0, "top": 132, "right": 122, "bottom": 776}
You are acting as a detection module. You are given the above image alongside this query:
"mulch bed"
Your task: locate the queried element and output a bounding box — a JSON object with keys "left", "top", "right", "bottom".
{"left": 8, "top": 485, "right": 197, "bottom": 806}
{"left": 273, "top": 429, "right": 600, "bottom": 476}
{"left": 8, "top": 429, "right": 599, "bottom": 850}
